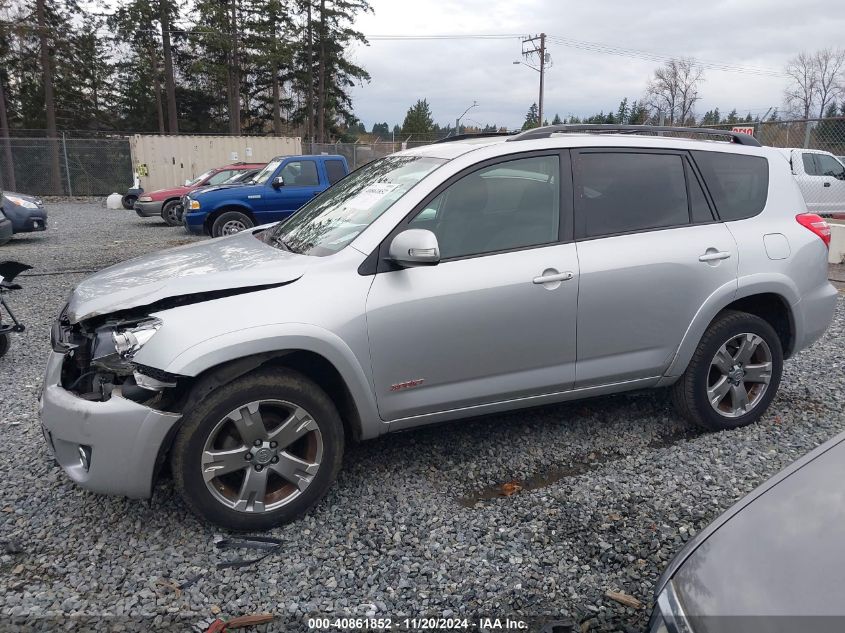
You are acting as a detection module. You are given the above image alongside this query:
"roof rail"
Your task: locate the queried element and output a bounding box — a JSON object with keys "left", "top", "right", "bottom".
{"left": 506, "top": 124, "right": 762, "bottom": 147}
{"left": 434, "top": 131, "right": 516, "bottom": 144}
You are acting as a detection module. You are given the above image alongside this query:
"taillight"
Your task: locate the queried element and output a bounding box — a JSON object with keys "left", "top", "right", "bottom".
{"left": 796, "top": 213, "right": 831, "bottom": 248}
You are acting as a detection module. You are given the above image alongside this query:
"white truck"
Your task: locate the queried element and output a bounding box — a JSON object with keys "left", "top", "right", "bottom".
{"left": 777, "top": 148, "right": 845, "bottom": 217}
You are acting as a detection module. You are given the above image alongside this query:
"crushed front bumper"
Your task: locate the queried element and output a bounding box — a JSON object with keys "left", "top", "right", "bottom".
{"left": 39, "top": 351, "right": 181, "bottom": 498}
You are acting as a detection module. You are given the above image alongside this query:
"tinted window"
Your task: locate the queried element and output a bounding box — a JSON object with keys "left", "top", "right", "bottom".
{"left": 817, "top": 154, "right": 845, "bottom": 179}
{"left": 692, "top": 151, "right": 769, "bottom": 221}
{"left": 280, "top": 160, "right": 319, "bottom": 186}
{"left": 802, "top": 153, "right": 820, "bottom": 175}
{"left": 325, "top": 160, "right": 346, "bottom": 184}
{"left": 412, "top": 155, "right": 560, "bottom": 259}
{"left": 577, "top": 152, "right": 689, "bottom": 238}
{"left": 687, "top": 164, "right": 714, "bottom": 223}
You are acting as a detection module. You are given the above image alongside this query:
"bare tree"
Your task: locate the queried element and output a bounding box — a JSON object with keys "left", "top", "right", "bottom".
{"left": 784, "top": 51, "right": 818, "bottom": 119}
{"left": 645, "top": 58, "right": 704, "bottom": 125}
{"left": 814, "top": 47, "right": 845, "bottom": 119}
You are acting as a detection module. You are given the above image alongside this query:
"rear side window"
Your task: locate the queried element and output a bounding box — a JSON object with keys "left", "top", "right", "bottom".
{"left": 692, "top": 151, "right": 769, "bottom": 221}
{"left": 577, "top": 152, "right": 689, "bottom": 238}
{"left": 325, "top": 160, "right": 346, "bottom": 184}
{"left": 280, "top": 160, "right": 320, "bottom": 186}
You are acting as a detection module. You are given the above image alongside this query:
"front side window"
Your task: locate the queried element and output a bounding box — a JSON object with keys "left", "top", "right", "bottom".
{"left": 267, "top": 155, "right": 444, "bottom": 256}
{"left": 411, "top": 155, "right": 560, "bottom": 259}
{"left": 280, "top": 160, "right": 319, "bottom": 186}
{"left": 802, "top": 153, "right": 820, "bottom": 176}
{"left": 817, "top": 154, "right": 845, "bottom": 180}
{"left": 577, "top": 152, "right": 689, "bottom": 238}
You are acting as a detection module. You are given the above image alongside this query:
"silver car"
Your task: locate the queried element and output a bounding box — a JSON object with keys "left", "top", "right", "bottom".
{"left": 41, "top": 125, "right": 838, "bottom": 529}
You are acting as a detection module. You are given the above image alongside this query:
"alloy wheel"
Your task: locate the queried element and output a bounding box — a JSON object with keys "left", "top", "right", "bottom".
{"left": 707, "top": 333, "right": 773, "bottom": 418}
{"left": 201, "top": 400, "right": 323, "bottom": 513}
{"left": 221, "top": 219, "right": 247, "bottom": 235}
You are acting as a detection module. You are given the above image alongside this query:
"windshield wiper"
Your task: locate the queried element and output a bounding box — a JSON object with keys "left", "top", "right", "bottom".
{"left": 271, "top": 234, "right": 295, "bottom": 253}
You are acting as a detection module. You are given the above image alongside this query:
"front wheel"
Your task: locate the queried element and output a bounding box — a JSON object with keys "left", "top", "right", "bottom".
{"left": 672, "top": 310, "right": 783, "bottom": 431}
{"left": 171, "top": 368, "right": 344, "bottom": 530}
{"left": 211, "top": 211, "right": 254, "bottom": 237}
{"left": 161, "top": 200, "right": 182, "bottom": 227}
{"left": 0, "top": 333, "right": 9, "bottom": 359}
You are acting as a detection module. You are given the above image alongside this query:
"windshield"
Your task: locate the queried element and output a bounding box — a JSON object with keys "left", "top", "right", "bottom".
{"left": 267, "top": 155, "right": 445, "bottom": 256}
{"left": 253, "top": 158, "right": 284, "bottom": 185}
{"left": 189, "top": 169, "right": 215, "bottom": 186}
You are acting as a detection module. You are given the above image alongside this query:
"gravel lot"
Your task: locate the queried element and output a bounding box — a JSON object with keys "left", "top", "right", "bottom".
{"left": 1, "top": 201, "right": 844, "bottom": 633}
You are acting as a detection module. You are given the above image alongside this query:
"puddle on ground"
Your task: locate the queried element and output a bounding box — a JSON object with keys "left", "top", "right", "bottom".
{"left": 458, "top": 452, "right": 618, "bottom": 507}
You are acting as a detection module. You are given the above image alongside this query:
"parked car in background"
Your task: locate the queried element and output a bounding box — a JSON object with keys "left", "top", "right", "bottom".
{"left": 0, "top": 208, "right": 12, "bottom": 246}
{"left": 134, "top": 163, "right": 265, "bottom": 226}
{"left": 175, "top": 167, "right": 263, "bottom": 224}
{"left": 184, "top": 154, "right": 349, "bottom": 237}
{"left": 777, "top": 148, "right": 845, "bottom": 216}
{"left": 1, "top": 190, "right": 48, "bottom": 235}
{"left": 41, "top": 126, "right": 836, "bottom": 530}
{"left": 650, "top": 428, "right": 845, "bottom": 633}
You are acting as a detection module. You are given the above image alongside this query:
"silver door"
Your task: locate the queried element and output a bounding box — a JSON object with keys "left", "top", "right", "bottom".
{"left": 572, "top": 149, "right": 738, "bottom": 387}
{"left": 365, "top": 153, "right": 579, "bottom": 421}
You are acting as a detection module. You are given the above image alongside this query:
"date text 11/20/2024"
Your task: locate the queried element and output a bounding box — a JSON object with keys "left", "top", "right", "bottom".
{"left": 307, "top": 617, "right": 531, "bottom": 630}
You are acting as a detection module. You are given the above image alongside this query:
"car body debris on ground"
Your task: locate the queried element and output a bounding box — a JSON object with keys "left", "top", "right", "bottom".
{"left": 0, "top": 201, "right": 844, "bottom": 632}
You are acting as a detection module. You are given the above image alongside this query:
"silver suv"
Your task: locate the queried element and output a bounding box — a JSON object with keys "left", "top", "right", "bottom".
{"left": 41, "top": 125, "right": 837, "bottom": 529}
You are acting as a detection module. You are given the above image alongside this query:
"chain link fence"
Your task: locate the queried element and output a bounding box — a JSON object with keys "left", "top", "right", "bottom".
{"left": 303, "top": 140, "right": 433, "bottom": 170}
{"left": 0, "top": 136, "right": 133, "bottom": 197}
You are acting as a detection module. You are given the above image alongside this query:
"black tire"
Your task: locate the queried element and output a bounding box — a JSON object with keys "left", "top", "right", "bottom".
{"left": 211, "top": 211, "right": 253, "bottom": 238}
{"left": 171, "top": 368, "right": 344, "bottom": 530}
{"left": 175, "top": 203, "right": 187, "bottom": 225}
{"left": 161, "top": 200, "right": 182, "bottom": 227}
{"left": 122, "top": 194, "right": 138, "bottom": 210}
{"left": 0, "top": 333, "right": 9, "bottom": 359}
{"left": 672, "top": 310, "right": 783, "bottom": 431}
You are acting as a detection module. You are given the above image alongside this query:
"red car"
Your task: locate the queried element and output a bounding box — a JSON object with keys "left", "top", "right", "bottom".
{"left": 133, "top": 163, "right": 265, "bottom": 226}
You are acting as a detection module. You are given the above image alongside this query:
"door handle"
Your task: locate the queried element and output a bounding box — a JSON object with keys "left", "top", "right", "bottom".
{"left": 533, "top": 271, "right": 574, "bottom": 284}
{"left": 824, "top": 182, "right": 831, "bottom": 187}
{"left": 699, "top": 251, "right": 731, "bottom": 262}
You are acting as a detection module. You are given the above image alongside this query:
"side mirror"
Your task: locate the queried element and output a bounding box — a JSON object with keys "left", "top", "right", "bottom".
{"left": 272, "top": 176, "right": 285, "bottom": 188}
{"left": 388, "top": 229, "right": 440, "bottom": 267}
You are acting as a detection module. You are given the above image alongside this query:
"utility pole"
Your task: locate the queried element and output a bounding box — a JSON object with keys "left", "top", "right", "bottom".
{"left": 519, "top": 33, "right": 549, "bottom": 126}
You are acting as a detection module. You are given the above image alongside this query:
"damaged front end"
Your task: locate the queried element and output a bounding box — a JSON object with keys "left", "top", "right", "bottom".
{"left": 51, "top": 304, "right": 183, "bottom": 408}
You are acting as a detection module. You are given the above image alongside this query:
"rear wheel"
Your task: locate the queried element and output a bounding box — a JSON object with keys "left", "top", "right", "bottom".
{"left": 211, "top": 211, "right": 254, "bottom": 237}
{"left": 672, "top": 310, "right": 783, "bottom": 431}
{"left": 171, "top": 368, "right": 344, "bottom": 530}
{"left": 161, "top": 200, "right": 182, "bottom": 227}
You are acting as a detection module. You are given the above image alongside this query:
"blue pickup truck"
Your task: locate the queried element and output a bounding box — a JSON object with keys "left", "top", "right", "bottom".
{"left": 184, "top": 154, "right": 349, "bottom": 237}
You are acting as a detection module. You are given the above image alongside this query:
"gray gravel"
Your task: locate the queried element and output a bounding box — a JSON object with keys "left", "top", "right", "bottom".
{"left": 1, "top": 202, "right": 844, "bottom": 632}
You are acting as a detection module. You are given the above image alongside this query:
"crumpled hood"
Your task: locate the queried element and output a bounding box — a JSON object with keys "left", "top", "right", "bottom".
{"left": 668, "top": 431, "right": 845, "bottom": 621}
{"left": 67, "top": 230, "right": 306, "bottom": 323}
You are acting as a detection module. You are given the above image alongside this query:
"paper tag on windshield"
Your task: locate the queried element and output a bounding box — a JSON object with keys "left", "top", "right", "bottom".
{"left": 345, "top": 183, "right": 400, "bottom": 211}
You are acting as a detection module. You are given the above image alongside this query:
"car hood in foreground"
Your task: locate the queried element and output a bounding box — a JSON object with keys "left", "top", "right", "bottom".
{"left": 66, "top": 230, "right": 305, "bottom": 323}
{"left": 663, "top": 429, "right": 845, "bottom": 624}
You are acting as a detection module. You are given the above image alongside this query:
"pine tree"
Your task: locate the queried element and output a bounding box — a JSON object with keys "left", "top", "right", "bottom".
{"left": 551, "top": 113, "right": 562, "bottom": 125}
{"left": 401, "top": 99, "right": 434, "bottom": 138}
{"left": 522, "top": 102, "right": 539, "bottom": 130}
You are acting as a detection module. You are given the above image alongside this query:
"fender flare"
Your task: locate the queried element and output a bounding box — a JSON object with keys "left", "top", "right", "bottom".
{"left": 162, "top": 322, "right": 382, "bottom": 439}
{"left": 660, "top": 273, "right": 798, "bottom": 381}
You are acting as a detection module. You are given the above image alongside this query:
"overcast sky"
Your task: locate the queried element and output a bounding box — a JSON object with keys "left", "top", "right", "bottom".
{"left": 346, "top": 0, "right": 844, "bottom": 131}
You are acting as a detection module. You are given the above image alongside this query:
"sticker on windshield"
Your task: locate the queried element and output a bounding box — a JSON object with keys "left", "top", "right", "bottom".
{"left": 344, "top": 183, "right": 401, "bottom": 211}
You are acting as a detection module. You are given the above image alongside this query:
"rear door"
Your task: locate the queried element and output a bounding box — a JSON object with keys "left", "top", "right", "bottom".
{"left": 794, "top": 151, "right": 840, "bottom": 214}
{"left": 814, "top": 153, "right": 845, "bottom": 215}
{"left": 572, "top": 149, "right": 737, "bottom": 387}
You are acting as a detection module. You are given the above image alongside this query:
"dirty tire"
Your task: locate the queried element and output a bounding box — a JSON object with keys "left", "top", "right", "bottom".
{"left": 0, "top": 332, "right": 9, "bottom": 359}
{"left": 672, "top": 310, "right": 783, "bottom": 432}
{"left": 161, "top": 200, "right": 182, "bottom": 227}
{"left": 121, "top": 194, "right": 138, "bottom": 210}
{"left": 211, "top": 211, "right": 253, "bottom": 238}
{"left": 171, "top": 368, "right": 344, "bottom": 530}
